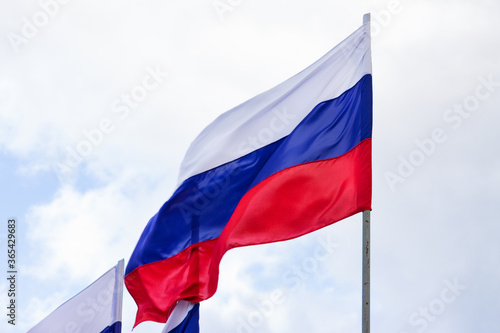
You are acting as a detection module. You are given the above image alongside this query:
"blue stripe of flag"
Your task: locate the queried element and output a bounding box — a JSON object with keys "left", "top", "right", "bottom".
{"left": 167, "top": 304, "right": 200, "bottom": 333}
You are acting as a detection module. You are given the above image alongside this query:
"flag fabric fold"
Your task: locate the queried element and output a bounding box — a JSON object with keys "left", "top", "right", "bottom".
{"left": 126, "top": 19, "right": 372, "bottom": 327}
{"left": 28, "top": 259, "right": 125, "bottom": 333}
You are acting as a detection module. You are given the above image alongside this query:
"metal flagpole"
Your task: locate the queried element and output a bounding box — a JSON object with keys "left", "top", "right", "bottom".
{"left": 362, "top": 210, "right": 370, "bottom": 333}
{"left": 362, "top": 14, "right": 371, "bottom": 333}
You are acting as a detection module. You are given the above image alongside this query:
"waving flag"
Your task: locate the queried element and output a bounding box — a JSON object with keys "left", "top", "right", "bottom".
{"left": 126, "top": 19, "right": 372, "bottom": 327}
{"left": 28, "top": 260, "right": 124, "bottom": 333}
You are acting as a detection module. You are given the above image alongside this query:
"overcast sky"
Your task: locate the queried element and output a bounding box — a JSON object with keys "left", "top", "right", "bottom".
{"left": 1, "top": 0, "right": 499, "bottom": 332}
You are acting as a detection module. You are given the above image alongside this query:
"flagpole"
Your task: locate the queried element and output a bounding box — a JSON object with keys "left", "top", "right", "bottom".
{"left": 362, "top": 210, "right": 370, "bottom": 333}
{"left": 362, "top": 14, "right": 371, "bottom": 333}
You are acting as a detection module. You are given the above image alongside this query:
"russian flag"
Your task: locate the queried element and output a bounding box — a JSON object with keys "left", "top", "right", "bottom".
{"left": 125, "top": 19, "right": 372, "bottom": 327}
{"left": 28, "top": 260, "right": 124, "bottom": 333}
{"left": 161, "top": 301, "right": 199, "bottom": 333}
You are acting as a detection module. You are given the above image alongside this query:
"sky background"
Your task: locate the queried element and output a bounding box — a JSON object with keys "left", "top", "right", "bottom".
{"left": 1, "top": 0, "right": 499, "bottom": 332}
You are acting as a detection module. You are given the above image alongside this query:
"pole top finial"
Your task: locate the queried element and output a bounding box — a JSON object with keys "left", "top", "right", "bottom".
{"left": 363, "top": 13, "right": 371, "bottom": 24}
